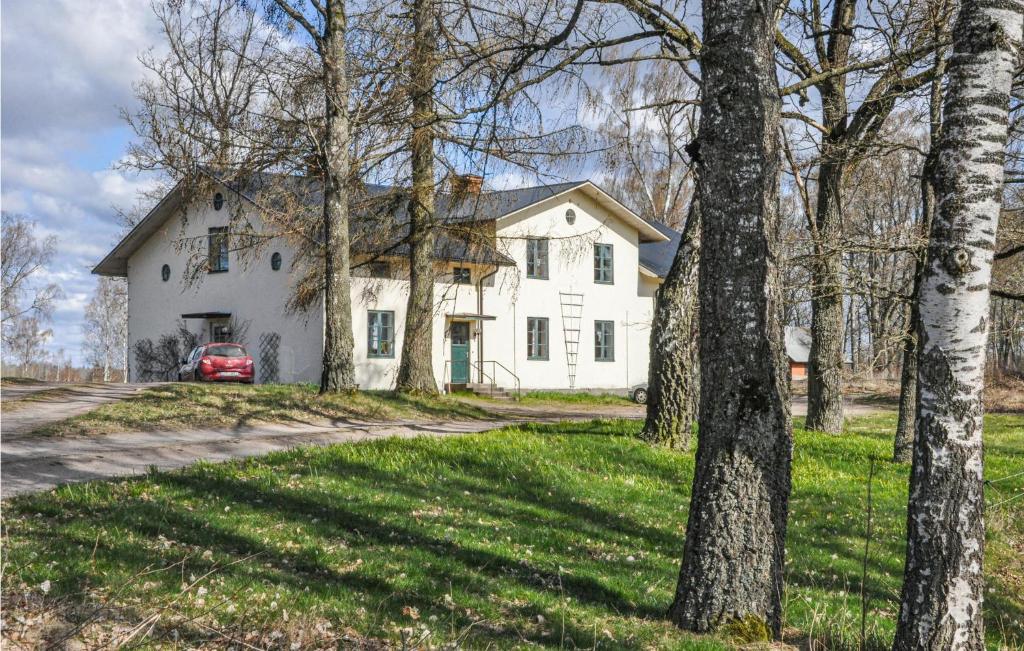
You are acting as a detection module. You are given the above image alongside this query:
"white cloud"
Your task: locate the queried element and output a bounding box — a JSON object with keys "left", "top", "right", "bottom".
{"left": 1, "top": 0, "right": 164, "bottom": 366}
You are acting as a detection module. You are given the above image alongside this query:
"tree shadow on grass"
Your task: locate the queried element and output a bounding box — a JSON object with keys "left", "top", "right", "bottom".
{"left": 10, "top": 440, "right": 677, "bottom": 649}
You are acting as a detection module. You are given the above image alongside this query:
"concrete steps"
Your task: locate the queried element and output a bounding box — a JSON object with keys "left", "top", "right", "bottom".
{"left": 450, "top": 382, "right": 514, "bottom": 400}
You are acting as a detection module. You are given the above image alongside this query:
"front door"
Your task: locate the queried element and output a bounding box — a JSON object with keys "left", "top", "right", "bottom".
{"left": 450, "top": 322, "right": 470, "bottom": 384}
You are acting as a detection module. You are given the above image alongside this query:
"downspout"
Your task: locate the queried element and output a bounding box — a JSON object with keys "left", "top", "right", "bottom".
{"left": 477, "top": 264, "right": 499, "bottom": 384}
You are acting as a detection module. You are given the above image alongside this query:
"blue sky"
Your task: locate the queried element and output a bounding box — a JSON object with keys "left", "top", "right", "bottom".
{"left": 2, "top": 0, "right": 165, "bottom": 365}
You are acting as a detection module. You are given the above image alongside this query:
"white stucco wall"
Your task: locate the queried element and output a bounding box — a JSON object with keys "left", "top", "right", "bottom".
{"left": 126, "top": 195, "right": 323, "bottom": 384}
{"left": 477, "top": 192, "right": 657, "bottom": 391}
{"left": 123, "top": 187, "right": 662, "bottom": 391}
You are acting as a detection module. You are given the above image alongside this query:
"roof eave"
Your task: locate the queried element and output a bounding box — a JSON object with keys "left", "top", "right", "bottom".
{"left": 91, "top": 181, "right": 186, "bottom": 278}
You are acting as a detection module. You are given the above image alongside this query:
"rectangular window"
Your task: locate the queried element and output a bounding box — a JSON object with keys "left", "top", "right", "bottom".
{"left": 594, "top": 243, "right": 613, "bottom": 284}
{"left": 453, "top": 267, "right": 471, "bottom": 284}
{"left": 527, "top": 317, "right": 549, "bottom": 360}
{"left": 526, "top": 238, "right": 549, "bottom": 279}
{"left": 368, "top": 261, "right": 391, "bottom": 278}
{"left": 595, "top": 320, "right": 614, "bottom": 361}
{"left": 211, "top": 323, "right": 232, "bottom": 343}
{"left": 367, "top": 310, "right": 395, "bottom": 358}
{"left": 208, "top": 227, "right": 229, "bottom": 272}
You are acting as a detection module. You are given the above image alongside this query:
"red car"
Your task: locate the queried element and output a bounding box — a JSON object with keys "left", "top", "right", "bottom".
{"left": 178, "top": 343, "right": 255, "bottom": 384}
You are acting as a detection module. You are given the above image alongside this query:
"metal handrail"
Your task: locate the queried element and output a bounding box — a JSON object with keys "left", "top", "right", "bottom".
{"left": 442, "top": 358, "right": 521, "bottom": 400}
{"left": 483, "top": 359, "right": 522, "bottom": 399}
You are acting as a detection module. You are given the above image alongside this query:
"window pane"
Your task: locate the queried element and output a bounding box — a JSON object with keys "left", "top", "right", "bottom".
{"left": 595, "top": 321, "right": 614, "bottom": 360}
{"left": 594, "top": 244, "right": 613, "bottom": 283}
{"left": 368, "top": 311, "right": 395, "bottom": 357}
{"left": 209, "top": 228, "right": 229, "bottom": 272}
{"left": 527, "top": 317, "right": 548, "bottom": 359}
{"left": 527, "top": 239, "right": 548, "bottom": 279}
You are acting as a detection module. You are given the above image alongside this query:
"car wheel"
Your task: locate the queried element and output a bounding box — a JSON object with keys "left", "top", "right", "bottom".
{"left": 633, "top": 387, "right": 648, "bottom": 404}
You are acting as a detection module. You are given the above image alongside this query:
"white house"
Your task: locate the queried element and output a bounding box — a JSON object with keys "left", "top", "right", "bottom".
{"left": 93, "top": 175, "right": 680, "bottom": 392}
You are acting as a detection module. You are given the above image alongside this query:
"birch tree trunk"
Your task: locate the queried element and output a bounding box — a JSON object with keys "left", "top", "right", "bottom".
{"left": 894, "top": 1, "right": 1021, "bottom": 646}
{"left": 668, "top": 0, "right": 792, "bottom": 635}
{"left": 641, "top": 192, "right": 700, "bottom": 448}
{"left": 895, "top": 46, "right": 947, "bottom": 463}
{"left": 396, "top": 0, "right": 439, "bottom": 393}
{"left": 319, "top": 0, "right": 357, "bottom": 393}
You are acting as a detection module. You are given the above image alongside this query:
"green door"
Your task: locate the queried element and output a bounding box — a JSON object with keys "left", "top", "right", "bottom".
{"left": 451, "top": 322, "right": 470, "bottom": 384}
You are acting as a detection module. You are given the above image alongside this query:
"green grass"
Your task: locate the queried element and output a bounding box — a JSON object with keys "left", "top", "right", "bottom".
{"left": 519, "top": 390, "right": 634, "bottom": 406}
{"left": 29, "top": 383, "right": 493, "bottom": 437}
{"left": 2, "top": 414, "right": 1022, "bottom": 649}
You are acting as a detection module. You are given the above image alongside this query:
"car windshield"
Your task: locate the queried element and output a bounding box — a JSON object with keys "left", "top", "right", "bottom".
{"left": 206, "top": 345, "right": 246, "bottom": 358}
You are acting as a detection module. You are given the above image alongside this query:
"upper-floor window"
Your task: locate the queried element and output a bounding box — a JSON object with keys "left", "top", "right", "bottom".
{"left": 526, "top": 238, "right": 549, "bottom": 279}
{"left": 368, "top": 310, "right": 395, "bottom": 357}
{"left": 453, "top": 267, "right": 471, "bottom": 284}
{"left": 595, "top": 320, "right": 614, "bottom": 361}
{"left": 368, "top": 261, "right": 391, "bottom": 278}
{"left": 594, "top": 243, "right": 613, "bottom": 284}
{"left": 527, "top": 317, "right": 549, "bottom": 360}
{"left": 209, "top": 227, "right": 229, "bottom": 272}
{"left": 271, "top": 252, "right": 282, "bottom": 271}
{"left": 161, "top": 264, "right": 171, "bottom": 282}
{"left": 213, "top": 192, "right": 225, "bottom": 211}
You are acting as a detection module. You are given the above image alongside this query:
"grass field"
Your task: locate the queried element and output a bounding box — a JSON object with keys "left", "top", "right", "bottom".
{"left": 28, "top": 383, "right": 494, "bottom": 437}
{"left": 519, "top": 390, "right": 634, "bottom": 406}
{"left": 2, "top": 414, "right": 1022, "bottom": 649}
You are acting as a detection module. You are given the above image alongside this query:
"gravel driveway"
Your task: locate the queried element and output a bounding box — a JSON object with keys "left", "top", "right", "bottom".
{"left": 1, "top": 383, "right": 154, "bottom": 439}
{"left": 1, "top": 386, "right": 886, "bottom": 499}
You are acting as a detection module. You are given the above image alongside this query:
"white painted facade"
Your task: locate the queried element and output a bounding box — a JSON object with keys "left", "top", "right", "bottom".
{"left": 110, "top": 183, "right": 668, "bottom": 391}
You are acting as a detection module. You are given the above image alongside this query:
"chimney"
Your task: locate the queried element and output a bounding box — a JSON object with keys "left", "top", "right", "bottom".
{"left": 450, "top": 173, "right": 483, "bottom": 196}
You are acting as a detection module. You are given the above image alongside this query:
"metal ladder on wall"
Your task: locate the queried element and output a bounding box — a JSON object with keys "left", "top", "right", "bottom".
{"left": 559, "top": 292, "right": 584, "bottom": 389}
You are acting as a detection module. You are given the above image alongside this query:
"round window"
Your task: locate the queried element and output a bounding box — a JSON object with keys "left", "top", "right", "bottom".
{"left": 213, "top": 192, "right": 224, "bottom": 210}
{"left": 565, "top": 208, "right": 576, "bottom": 225}
{"left": 271, "top": 251, "right": 282, "bottom": 271}
{"left": 161, "top": 264, "right": 170, "bottom": 282}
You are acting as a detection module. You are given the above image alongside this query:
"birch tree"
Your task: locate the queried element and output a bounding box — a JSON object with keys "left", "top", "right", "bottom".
{"left": 82, "top": 278, "right": 128, "bottom": 382}
{"left": 894, "top": 0, "right": 1022, "bottom": 647}
{"left": 895, "top": 43, "right": 947, "bottom": 462}
{"left": 1, "top": 214, "right": 61, "bottom": 338}
{"left": 668, "top": 0, "right": 792, "bottom": 636}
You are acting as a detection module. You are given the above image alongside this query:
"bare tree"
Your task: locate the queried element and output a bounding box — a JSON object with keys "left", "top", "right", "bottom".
{"left": 588, "top": 58, "right": 697, "bottom": 228}
{"left": 82, "top": 278, "right": 128, "bottom": 382}
{"left": 124, "top": 0, "right": 360, "bottom": 392}
{"left": 394, "top": 0, "right": 441, "bottom": 393}
{"left": 894, "top": 0, "right": 1022, "bottom": 647}
{"left": 269, "top": 0, "right": 359, "bottom": 392}
{"left": 5, "top": 316, "right": 53, "bottom": 374}
{"left": 668, "top": 0, "right": 791, "bottom": 636}
{"left": 775, "top": 0, "right": 952, "bottom": 433}
{"left": 1, "top": 214, "right": 61, "bottom": 341}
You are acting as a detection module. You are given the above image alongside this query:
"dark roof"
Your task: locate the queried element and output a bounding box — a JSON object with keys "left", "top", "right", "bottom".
{"left": 638, "top": 220, "right": 682, "bottom": 277}
{"left": 93, "top": 172, "right": 669, "bottom": 276}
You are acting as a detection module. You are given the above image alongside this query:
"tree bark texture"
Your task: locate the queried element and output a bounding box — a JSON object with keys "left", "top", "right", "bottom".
{"left": 669, "top": 0, "right": 792, "bottom": 636}
{"left": 320, "top": 0, "right": 357, "bottom": 393}
{"left": 396, "top": 0, "right": 439, "bottom": 393}
{"left": 805, "top": 0, "right": 853, "bottom": 434}
{"left": 895, "top": 63, "right": 945, "bottom": 462}
{"left": 894, "top": 1, "right": 1021, "bottom": 648}
{"left": 641, "top": 191, "right": 701, "bottom": 448}
{"left": 805, "top": 158, "right": 846, "bottom": 433}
